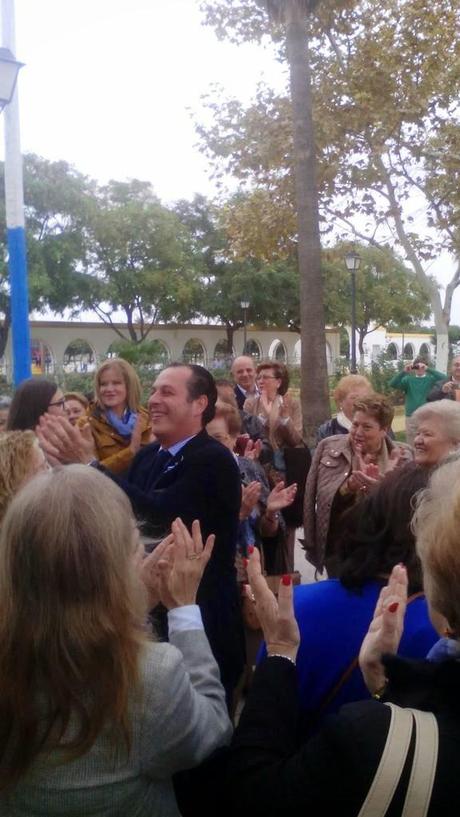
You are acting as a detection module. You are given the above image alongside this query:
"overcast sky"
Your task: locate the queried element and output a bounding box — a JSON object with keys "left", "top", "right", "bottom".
{"left": 7, "top": 0, "right": 286, "bottom": 202}
{"left": 1, "top": 0, "right": 459, "bottom": 324}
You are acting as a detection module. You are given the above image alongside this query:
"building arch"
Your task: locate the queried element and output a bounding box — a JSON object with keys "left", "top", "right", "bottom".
{"left": 244, "top": 339, "right": 261, "bottom": 360}
{"left": 268, "top": 339, "right": 287, "bottom": 362}
{"left": 31, "top": 339, "right": 55, "bottom": 375}
{"left": 403, "top": 342, "right": 414, "bottom": 360}
{"left": 419, "top": 342, "right": 430, "bottom": 359}
{"left": 211, "top": 339, "right": 232, "bottom": 369}
{"left": 386, "top": 342, "right": 398, "bottom": 361}
{"left": 182, "top": 338, "right": 207, "bottom": 366}
{"left": 63, "top": 339, "right": 96, "bottom": 373}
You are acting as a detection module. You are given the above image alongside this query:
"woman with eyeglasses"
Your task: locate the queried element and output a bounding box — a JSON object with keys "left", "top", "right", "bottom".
{"left": 7, "top": 378, "right": 66, "bottom": 432}
{"left": 244, "top": 362, "right": 306, "bottom": 573}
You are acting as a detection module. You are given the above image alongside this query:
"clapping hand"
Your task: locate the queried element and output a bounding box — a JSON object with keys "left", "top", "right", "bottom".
{"left": 157, "top": 518, "right": 215, "bottom": 610}
{"left": 247, "top": 548, "right": 300, "bottom": 662}
{"left": 348, "top": 454, "right": 382, "bottom": 494}
{"left": 36, "top": 414, "right": 96, "bottom": 465}
{"left": 266, "top": 481, "right": 297, "bottom": 513}
{"left": 240, "top": 481, "right": 262, "bottom": 520}
{"left": 139, "top": 534, "right": 175, "bottom": 609}
{"left": 243, "top": 438, "right": 263, "bottom": 461}
{"left": 359, "top": 564, "right": 408, "bottom": 695}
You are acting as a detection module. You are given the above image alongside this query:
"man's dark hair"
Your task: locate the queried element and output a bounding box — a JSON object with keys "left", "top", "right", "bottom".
{"left": 336, "top": 463, "right": 429, "bottom": 593}
{"left": 166, "top": 363, "right": 217, "bottom": 426}
{"left": 7, "top": 378, "right": 59, "bottom": 431}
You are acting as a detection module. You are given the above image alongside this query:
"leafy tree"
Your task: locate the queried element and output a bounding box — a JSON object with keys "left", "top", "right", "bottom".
{"left": 322, "top": 244, "right": 430, "bottom": 365}
{"left": 82, "top": 180, "right": 198, "bottom": 343}
{"left": 175, "top": 194, "right": 300, "bottom": 352}
{"left": 109, "top": 338, "right": 169, "bottom": 368}
{"left": 0, "top": 154, "right": 93, "bottom": 358}
{"left": 199, "top": 0, "right": 460, "bottom": 372}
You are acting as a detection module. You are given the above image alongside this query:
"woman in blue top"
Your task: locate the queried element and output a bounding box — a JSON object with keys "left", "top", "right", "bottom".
{"left": 266, "top": 463, "right": 438, "bottom": 736}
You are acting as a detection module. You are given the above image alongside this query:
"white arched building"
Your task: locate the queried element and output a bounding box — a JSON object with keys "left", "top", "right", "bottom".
{"left": 348, "top": 327, "right": 435, "bottom": 367}
{"left": 1, "top": 320, "right": 342, "bottom": 380}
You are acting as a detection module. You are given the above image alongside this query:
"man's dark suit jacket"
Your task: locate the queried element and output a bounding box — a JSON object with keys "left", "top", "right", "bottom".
{"left": 234, "top": 384, "right": 246, "bottom": 410}
{"left": 115, "top": 429, "right": 245, "bottom": 697}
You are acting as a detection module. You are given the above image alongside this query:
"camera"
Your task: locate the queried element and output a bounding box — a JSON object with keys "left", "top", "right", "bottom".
{"left": 411, "top": 363, "right": 420, "bottom": 370}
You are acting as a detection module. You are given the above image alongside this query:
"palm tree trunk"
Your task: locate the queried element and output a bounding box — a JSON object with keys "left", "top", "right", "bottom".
{"left": 285, "top": 6, "right": 329, "bottom": 445}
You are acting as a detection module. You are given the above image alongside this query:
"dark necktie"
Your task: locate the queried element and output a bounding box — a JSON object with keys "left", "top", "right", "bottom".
{"left": 155, "top": 448, "right": 173, "bottom": 475}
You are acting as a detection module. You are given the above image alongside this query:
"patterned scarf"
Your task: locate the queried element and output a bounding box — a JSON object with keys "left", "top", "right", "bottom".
{"left": 105, "top": 408, "right": 138, "bottom": 438}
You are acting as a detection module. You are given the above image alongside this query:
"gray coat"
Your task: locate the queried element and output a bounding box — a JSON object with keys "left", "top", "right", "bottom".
{"left": 0, "top": 630, "right": 232, "bottom": 817}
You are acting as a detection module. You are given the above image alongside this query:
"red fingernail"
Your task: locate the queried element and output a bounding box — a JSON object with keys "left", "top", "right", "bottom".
{"left": 388, "top": 602, "right": 399, "bottom": 613}
{"left": 248, "top": 545, "right": 255, "bottom": 554}
{"left": 243, "top": 558, "right": 248, "bottom": 568}
{"left": 282, "top": 574, "right": 291, "bottom": 586}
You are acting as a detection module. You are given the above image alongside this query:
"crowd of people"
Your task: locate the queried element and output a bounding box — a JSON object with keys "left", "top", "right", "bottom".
{"left": 0, "top": 352, "right": 459, "bottom": 815}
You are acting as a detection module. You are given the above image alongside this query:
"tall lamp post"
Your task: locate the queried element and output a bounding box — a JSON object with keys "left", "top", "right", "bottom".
{"left": 345, "top": 251, "right": 361, "bottom": 374}
{"left": 1, "top": 0, "right": 30, "bottom": 385}
{"left": 240, "top": 299, "right": 250, "bottom": 354}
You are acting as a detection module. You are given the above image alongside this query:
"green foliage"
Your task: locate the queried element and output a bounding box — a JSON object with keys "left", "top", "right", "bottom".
{"left": 109, "top": 339, "right": 169, "bottom": 368}
{"left": 82, "top": 180, "right": 198, "bottom": 342}
{"left": 369, "top": 354, "right": 405, "bottom": 399}
{"left": 0, "top": 154, "right": 93, "bottom": 356}
{"left": 59, "top": 371, "right": 95, "bottom": 396}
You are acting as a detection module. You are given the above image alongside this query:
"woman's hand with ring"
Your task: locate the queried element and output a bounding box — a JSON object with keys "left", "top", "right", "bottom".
{"left": 158, "top": 518, "right": 215, "bottom": 610}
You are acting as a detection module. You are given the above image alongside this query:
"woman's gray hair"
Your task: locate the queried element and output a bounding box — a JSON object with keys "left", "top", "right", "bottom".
{"left": 411, "top": 400, "right": 460, "bottom": 442}
{"left": 412, "top": 457, "right": 460, "bottom": 634}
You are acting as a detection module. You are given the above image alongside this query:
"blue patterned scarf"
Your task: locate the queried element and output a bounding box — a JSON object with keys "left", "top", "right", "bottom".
{"left": 105, "top": 408, "right": 138, "bottom": 438}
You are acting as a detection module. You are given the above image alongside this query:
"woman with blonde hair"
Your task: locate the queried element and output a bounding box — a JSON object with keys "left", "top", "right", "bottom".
{"left": 316, "top": 373, "right": 372, "bottom": 442}
{"left": 0, "top": 466, "right": 231, "bottom": 814}
{"left": 0, "top": 430, "right": 49, "bottom": 523}
{"left": 64, "top": 391, "right": 89, "bottom": 425}
{"left": 79, "top": 358, "right": 152, "bottom": 474}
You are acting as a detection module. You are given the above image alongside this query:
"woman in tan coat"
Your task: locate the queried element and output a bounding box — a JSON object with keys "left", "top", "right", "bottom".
{"left": 79, "top": 359, "right": 152, "bottom": 475}
{"left": 303, "top": 394, "right": 413, "bottom": 575}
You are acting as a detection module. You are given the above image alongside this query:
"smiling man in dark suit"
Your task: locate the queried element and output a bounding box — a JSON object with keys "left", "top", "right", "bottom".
{"left": 37, "top": 363, "right": 245, "bottom": 705}
{"left": 122, "top": 363, "right": 245, "bottom": 702}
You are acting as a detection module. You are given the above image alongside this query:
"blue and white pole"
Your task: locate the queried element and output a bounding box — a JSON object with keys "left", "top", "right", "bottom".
{"left": 2, "top": 0, "right": 30, "bottom": 385}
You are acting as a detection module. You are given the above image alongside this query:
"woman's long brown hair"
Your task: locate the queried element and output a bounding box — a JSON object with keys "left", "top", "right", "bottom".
{"left": 0, "top": 465, "right": 149, "bottom": 789}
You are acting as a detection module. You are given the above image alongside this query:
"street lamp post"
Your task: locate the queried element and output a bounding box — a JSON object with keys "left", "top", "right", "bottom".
{"left": 240, "top": 299, "right": 250, "bottom": 354}
{"left": 1, "top": 0, "right": 30, "bottom": 385}
{"left": 345, "top": 251, "right": 361, "bottom": 374}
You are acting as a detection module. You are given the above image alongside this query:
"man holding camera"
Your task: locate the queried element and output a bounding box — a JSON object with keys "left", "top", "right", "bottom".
{"left": 389, "top": 358, "right": 446, "bottom": 444}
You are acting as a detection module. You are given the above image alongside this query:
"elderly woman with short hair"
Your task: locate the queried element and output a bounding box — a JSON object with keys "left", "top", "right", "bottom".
{"left": 316, "top": 374, "right": 372, "bottom": 442}
{"left": 303, "top": 393, "right": 413, "bottom": 574}
{"left": 410, "top": 400, "right": 460, "bottom": 468}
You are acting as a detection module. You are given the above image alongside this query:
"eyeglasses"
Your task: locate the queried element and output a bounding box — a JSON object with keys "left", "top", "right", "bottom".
{"left": 48, "top": 398, "right": 65, "bottom": 408}
{"left": 256, "top": 374, "right": 278, "bottom": 381}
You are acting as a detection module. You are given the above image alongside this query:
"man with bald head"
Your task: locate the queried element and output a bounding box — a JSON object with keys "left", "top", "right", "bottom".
{"left": 231, "top": 355, "right": 258, "bottom": 410}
